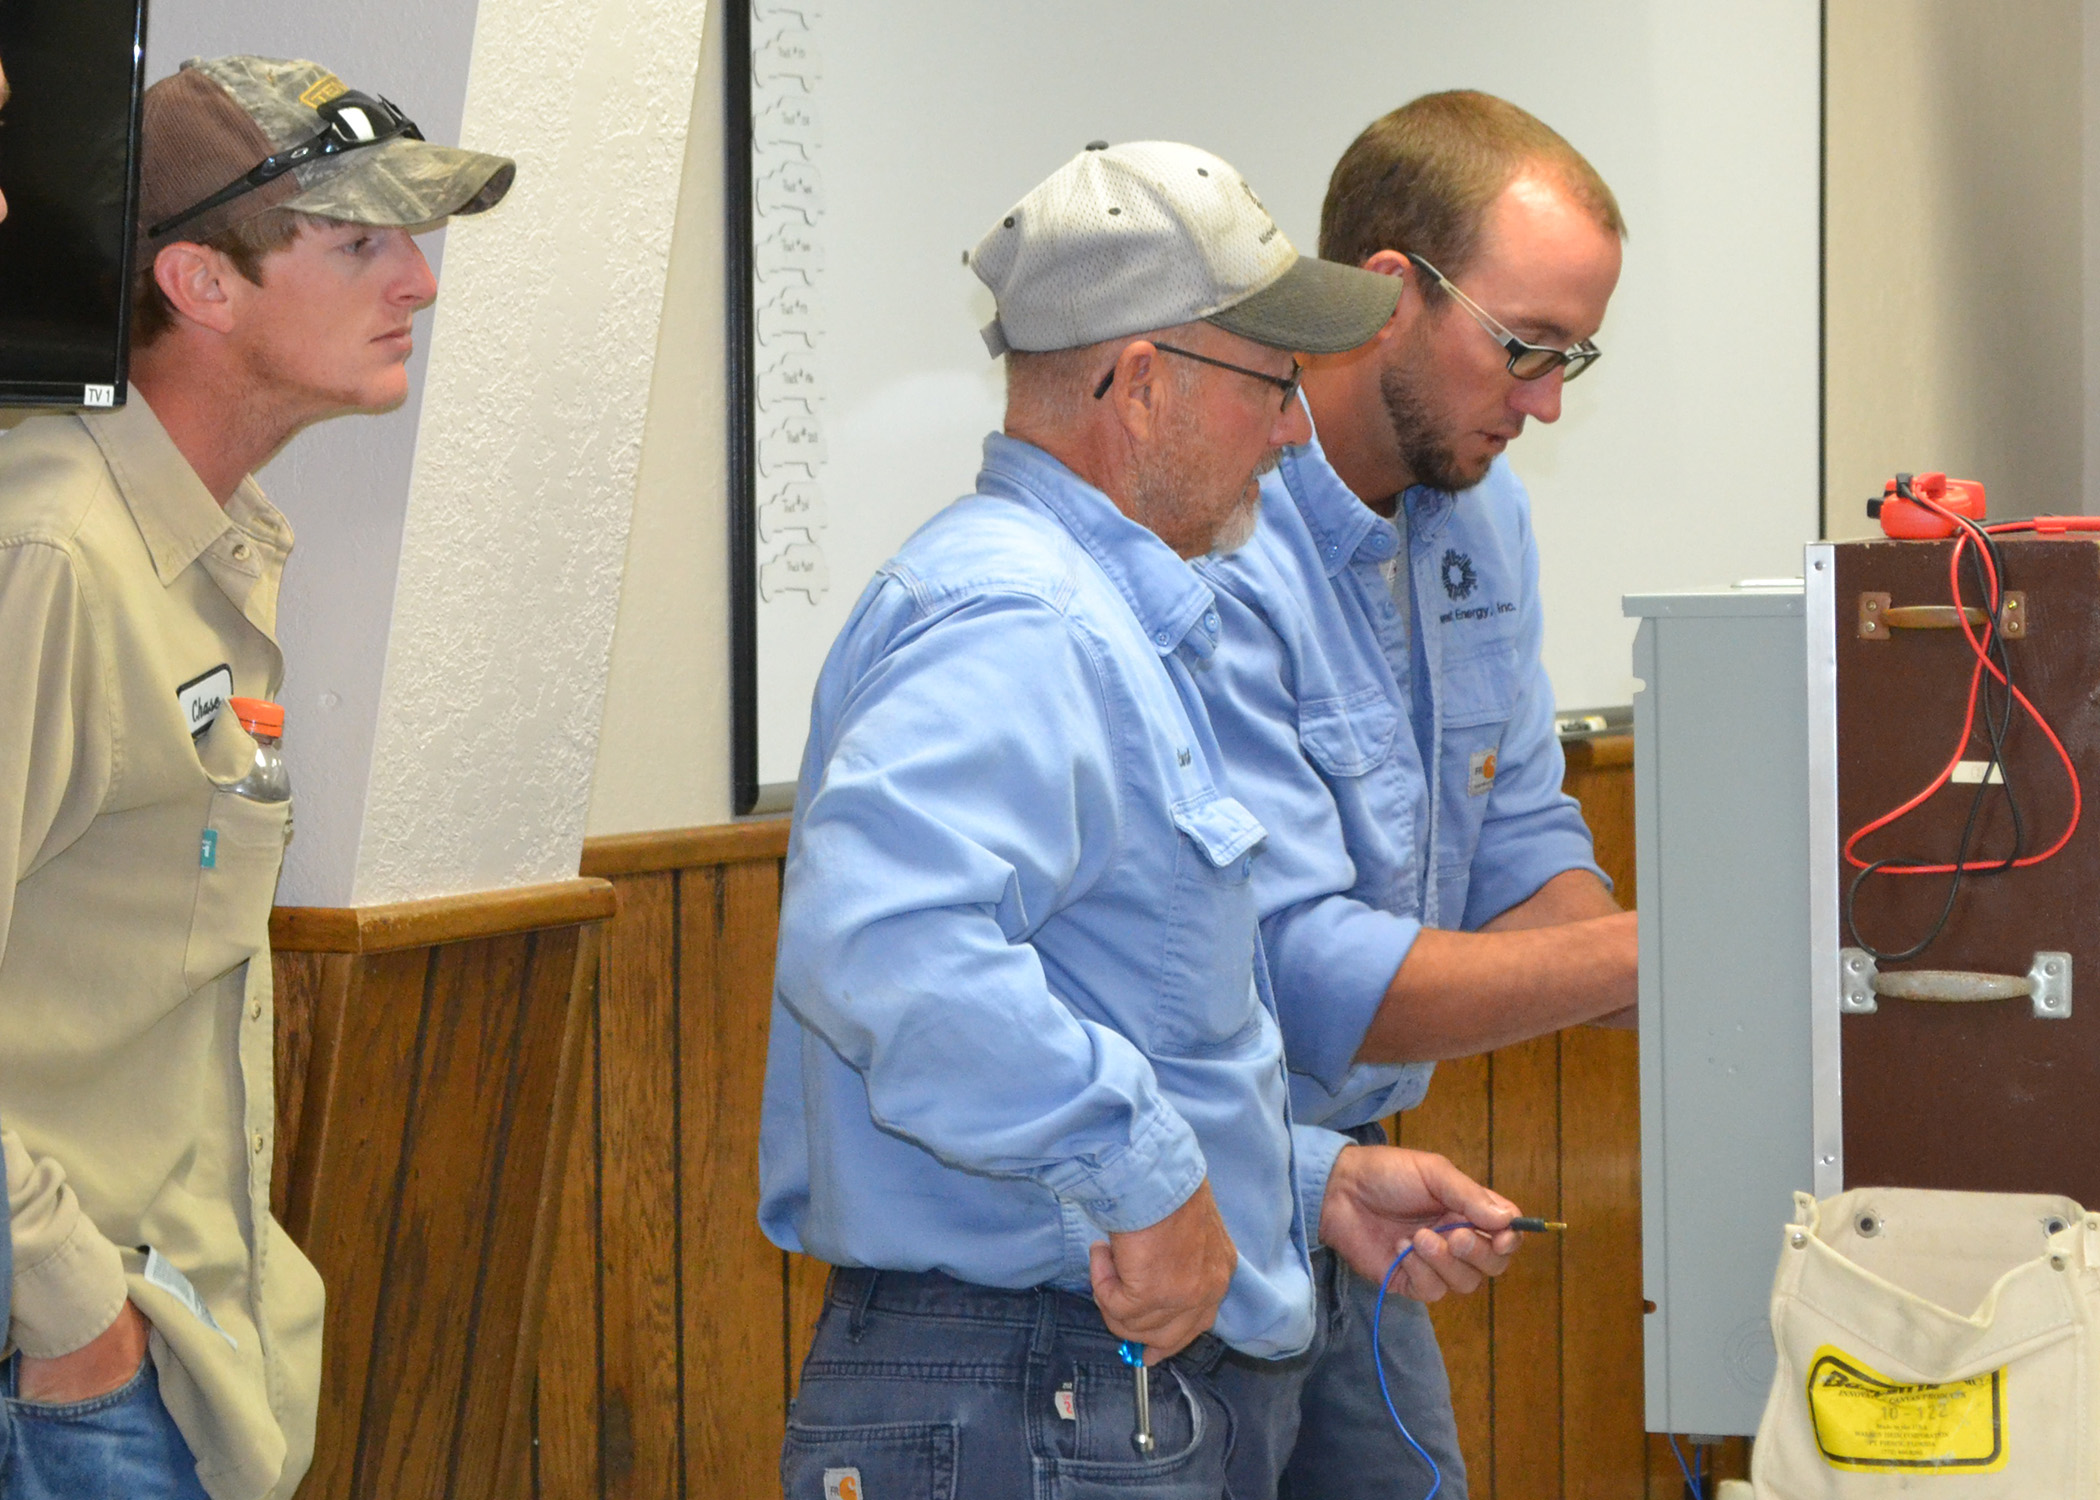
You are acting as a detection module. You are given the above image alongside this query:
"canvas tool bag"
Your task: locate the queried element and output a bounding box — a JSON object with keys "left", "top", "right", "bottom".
{"left": 1751, "top": 1187, "right": 2097, "bottom": 1496}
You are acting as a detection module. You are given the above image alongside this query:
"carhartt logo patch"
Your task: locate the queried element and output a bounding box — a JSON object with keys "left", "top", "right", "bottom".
{"left": 822, "top": 1468, "right": 862, "bottom": 1500}
{"left": 1468, "top": 748, "right": 1498, "bottom": 797}
{"left": 178, "top": 664, "right": 233, "bottom": 739}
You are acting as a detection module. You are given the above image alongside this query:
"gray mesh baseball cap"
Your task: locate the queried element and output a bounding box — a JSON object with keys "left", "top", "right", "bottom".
{"left": 969, "top": 141, "right": 1399, "bottom": 356}
{"left": 140, "top": 56, "right": 515, "bottom": 251}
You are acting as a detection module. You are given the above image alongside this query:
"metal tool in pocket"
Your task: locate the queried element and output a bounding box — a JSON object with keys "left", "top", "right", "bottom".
{"left": 1117, "top": 1339, "right": 1154, "bottom": 1455}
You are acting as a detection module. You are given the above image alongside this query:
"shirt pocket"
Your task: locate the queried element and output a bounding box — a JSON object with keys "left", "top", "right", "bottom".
{"left": 1295, "top": 686, "right": 1398, "bottom": 779}
{"left": 1437, "top": 640, "right": 1521, "bottom": 891}
{"left": 1440, "top": 640, "right": 1520, "bottom": 730}
{"left": 183, "top": 719, "right": 290, "bottom": 994}
{"left": 1153, "top": 790, "right": 1266, "bottom": 1055}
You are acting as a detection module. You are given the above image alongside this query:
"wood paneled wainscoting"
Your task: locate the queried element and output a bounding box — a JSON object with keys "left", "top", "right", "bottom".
{"left": 270, "top": 879, "right": 612, "bottom": 1500}
{"left": 544, "top": 738, "right": 1724, "bottom": 1498}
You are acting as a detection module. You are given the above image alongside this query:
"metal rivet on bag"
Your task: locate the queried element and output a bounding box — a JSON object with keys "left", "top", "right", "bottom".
{"left": 1790, "top": 1231, "right": 1807, "bottom": 1249}
{"left": 1856, "top": 1214, "right": 1880, "bottom": 1237}
{"left": 2046, "top": 1216, "right": 2068, "bottom": 1236}
{"left": 2052, "top": 1253, "right": 2069, "bottom": 1271}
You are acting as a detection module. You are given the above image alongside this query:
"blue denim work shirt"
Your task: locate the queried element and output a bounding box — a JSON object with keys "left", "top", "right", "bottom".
{"left": 1197, "top": 430, "right": 1606, "bottom": 1132}
{"left": 760, "top": 433, "right": 1341, "bottom": 1361}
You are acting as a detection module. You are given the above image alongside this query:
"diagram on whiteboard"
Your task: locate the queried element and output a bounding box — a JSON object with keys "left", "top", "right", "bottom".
{"left": 752, "top": 0, "right": 828, "bottom": 606}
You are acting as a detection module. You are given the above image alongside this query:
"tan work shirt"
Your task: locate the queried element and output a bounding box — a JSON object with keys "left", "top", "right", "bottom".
{"left": 0, "top": 394, "right": 320, "bottom": 1500}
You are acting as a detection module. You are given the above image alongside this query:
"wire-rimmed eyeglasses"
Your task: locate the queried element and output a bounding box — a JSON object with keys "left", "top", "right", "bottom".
{"left": 1404, "top": 253, "right": 1600, "bottom": 382}
{"left": 1093, "top": 341, "right": 1304, "bottom": 412}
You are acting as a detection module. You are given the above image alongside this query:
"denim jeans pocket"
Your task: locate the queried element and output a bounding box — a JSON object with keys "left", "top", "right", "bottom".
{"left": 3, "top": 1355, "right": 208, "bottom": 1500}
{"left": 783, "top": 1418, "right": 959, "bottom": 1500}
{"left": 1045, "top": 1362, "right": 1228, "bottom": 1497}
{"left": 6, "top": 1358, "right": 153, "bottom": 1423}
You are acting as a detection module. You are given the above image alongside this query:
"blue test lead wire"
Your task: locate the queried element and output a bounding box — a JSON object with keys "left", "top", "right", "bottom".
{"left": 1668, "top": 1433, "right": 1709, "bottom": 1497}
{"left": 1373, "top": 1218, "right": 1564, "bottom": 1500}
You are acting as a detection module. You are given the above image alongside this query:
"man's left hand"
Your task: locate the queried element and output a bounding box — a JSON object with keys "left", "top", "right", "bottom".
{"left": 1317, "top": 1145, "right": 1521, "bottom": 1300}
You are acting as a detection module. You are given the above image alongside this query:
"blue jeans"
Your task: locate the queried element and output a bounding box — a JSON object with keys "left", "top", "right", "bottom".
{"left": 785, "top": 1267, "right": 1329, "bottom": 1499}
{"left": 1281, "top": 1248, "right": 1468, "bottom": 1500}
{"left": 0, "top": 1350, "right": 209, "bottom": 1500}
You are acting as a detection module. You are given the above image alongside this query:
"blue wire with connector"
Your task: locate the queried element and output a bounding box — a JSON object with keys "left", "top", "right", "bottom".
{"left": 1373, "top": 1216, "right": 1561, "bottom": 1500}
{"left": 1668, "top": 1433, "right": 1705, "bottom": 1497}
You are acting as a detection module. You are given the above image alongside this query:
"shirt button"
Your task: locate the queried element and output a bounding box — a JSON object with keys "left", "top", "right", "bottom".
{"left": 1204, "top": 612, "right": 1219, "bottom": 632}
{"left": 253, "top": 1133, "right": 266, "bottom": 1155}
{"left": 1155, "top": 632, "right": 1170, "bottom": 646}
{"left": 231, "top": 542, "right": 252, "bottom": 562}
{"left": 250, "top": 1001, "right": 263, "bottom": 1021}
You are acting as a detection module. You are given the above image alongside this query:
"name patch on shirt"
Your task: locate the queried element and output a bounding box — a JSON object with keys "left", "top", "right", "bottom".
{"left": 1468, "top": 748, "right": 1498, "bottom": 797}
{"left": 143, "top": 1246, "right": 237, "bottom": 1349}
{"left": 177, "top": 664, "right": 234, "bottom": 739}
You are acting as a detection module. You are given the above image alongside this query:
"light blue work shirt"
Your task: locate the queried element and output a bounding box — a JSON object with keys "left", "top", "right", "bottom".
{"left": 1197, "top": 430, "right": 1606, "bottom": 1132}
{"left": 760, "top": 432, "right": 1342, "bottom": 1360}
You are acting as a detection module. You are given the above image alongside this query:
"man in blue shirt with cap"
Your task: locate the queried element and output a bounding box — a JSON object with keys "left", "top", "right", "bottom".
{"left": 761, "top": 140, "right": 1533, "bottom": 1500}
{"left": 1198, "top": 93, "right": 1639, "bottom": 1498}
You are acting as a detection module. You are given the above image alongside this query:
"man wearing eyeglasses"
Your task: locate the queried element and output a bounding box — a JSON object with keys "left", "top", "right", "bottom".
{"left": 0, "top": 56, "right": 510, "bottom": 1500}
{"left": 763, "top": 141, "right": 1540, "bottom": 1500}
{"left": 1195, "top": 92, "right": 1637, "bottom": 1498}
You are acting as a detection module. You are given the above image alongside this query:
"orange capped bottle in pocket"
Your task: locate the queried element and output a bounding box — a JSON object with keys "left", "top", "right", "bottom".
{"left": 223, "top": 698, "right": 292, "bottom": 842}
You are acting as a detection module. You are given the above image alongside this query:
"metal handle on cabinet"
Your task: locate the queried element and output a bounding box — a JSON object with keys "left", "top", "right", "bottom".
{"left": 1858, "top": 592, "right": 2027, "bottom": 640}
{"left": 1839, "top": 948, "right": 2070, "bottom": 1018}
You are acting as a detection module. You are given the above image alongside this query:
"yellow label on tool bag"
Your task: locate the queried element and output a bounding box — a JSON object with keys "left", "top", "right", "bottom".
{"left": 1807, "top": 1346, "right": 2006, "bottom": 1473}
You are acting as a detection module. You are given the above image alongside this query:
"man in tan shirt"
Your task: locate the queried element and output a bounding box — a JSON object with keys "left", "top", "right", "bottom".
{"left": 0, "top": 57, "right": 511, "bottom": 1500}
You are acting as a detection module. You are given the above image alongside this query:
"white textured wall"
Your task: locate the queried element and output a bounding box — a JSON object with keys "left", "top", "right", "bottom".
{"left": 587, "top": 3, "right": 735, "bottom": 837}
{"left": 350, "top": 0, "right": 710, "bottom": 902}
{"left": 1826, "top": 0, "right": 2086, "bottom": 535}
{"left": 145, "top": 0, "right": 482, "bottom": 905}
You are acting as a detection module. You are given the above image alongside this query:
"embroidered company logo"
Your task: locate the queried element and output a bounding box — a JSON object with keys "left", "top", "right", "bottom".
{"left": 1433, "top": 550, "right": 1517, "bottom": 627}
{"left": 1440, "top": 549, "right": 1478, "bottom": 601}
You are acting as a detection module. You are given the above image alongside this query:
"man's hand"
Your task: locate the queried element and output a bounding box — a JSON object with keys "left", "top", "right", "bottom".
{"left": 1089, "top": 1177, "right": 1237, "bottom": 1362}
{"left": 1319, "top": 1145, "right": 1520, "bottom": 1300}
{"left": 18, "top": 1299, "right": 149, "bottom": 1404}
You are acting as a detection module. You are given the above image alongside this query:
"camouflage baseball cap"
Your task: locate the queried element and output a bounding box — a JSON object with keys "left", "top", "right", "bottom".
{"left": 140, "top": 56, "right": 514, "bottom": 253}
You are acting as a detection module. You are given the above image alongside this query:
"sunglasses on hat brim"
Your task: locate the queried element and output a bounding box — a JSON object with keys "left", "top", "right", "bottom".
{"left": 147, "top": 91, "right": 422, "bottom": 242}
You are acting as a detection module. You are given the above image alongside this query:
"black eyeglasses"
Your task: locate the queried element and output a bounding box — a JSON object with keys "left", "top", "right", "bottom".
{"left": 1092, "top": 341, "right": 1304, "bottom": 412}
{"left": 1404, "top": 253, "right": 1601, "bottom": 382}
{"left": 147, "top": 91, "right": 423, "bottom": 241}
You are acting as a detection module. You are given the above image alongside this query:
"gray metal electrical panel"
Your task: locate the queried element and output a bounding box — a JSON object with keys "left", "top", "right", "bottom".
{"left": 1626, "top": 582, "right": 1821, "bottom": 1436}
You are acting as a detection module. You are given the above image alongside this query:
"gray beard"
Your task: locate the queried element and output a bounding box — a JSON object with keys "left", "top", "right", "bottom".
{"left": 1378, "top": 350, "right": 1490, "bottom": 496}
{"left": 1129, "top": 427, "right": 1276, "bottom": 558}
{"left": 1205, "top": 450, "right": 1276, "bottom": 557}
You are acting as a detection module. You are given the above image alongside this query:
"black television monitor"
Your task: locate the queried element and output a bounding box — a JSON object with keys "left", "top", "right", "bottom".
{"left": 0, "top": 0, "right": 147, "bottom": 408}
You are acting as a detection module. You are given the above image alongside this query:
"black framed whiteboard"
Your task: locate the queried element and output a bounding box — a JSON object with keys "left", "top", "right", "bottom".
{"left": 727, "top": 1, "right": 1822, "bottom": 814}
